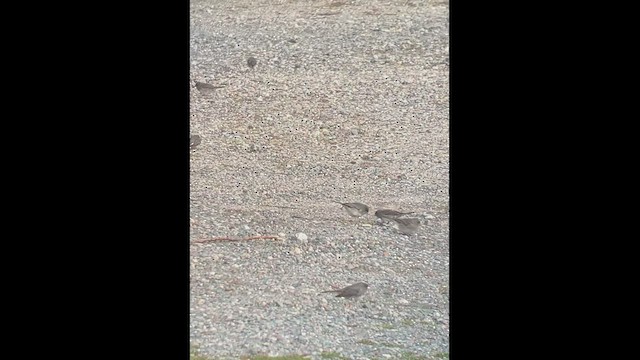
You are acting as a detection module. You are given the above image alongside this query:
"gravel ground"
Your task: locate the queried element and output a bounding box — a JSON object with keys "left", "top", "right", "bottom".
{"left": 190, "top": 1, "right": 449, "bottom": 359}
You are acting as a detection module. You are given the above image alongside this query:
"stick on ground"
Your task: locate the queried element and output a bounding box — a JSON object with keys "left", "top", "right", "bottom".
{"left": 191, "top": 235, "right": 283, "bottom": 244}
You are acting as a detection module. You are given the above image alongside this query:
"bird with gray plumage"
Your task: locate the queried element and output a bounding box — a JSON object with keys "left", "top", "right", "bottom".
{"left": 190, "top": 135, "right": 201, "bottom": 149}
{"left": 375, "top": 209, "right": 415, "bottom": 220}
{"left": 333, "top": 201, "right": 369, "bottom": 217}
{"left": 391, "top": 217, "right": 421, "bottom": 235}
{"left": 195, "top": 81, "right": 217, "bottom": 94}
{"left": 320, "top": 282, "right": 368, "bottom": 298}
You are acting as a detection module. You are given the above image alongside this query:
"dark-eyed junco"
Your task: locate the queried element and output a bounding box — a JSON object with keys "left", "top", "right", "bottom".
{"left": 247, "top": 56, "right": 257, "bottom": 69}
{"left": 375, "top": 209, "right": 414, "bottom": 220}
{"left": 190, "top": 135, "right": 201, "bottom": 149}
{"left": 391, "top": 217, "right": 421, "bottom": 235}
{"left": 320, "top": 282, "right": 368, "bottom": 298}
{"left": 333, "top": 201, "right": 369, "bottom": 217}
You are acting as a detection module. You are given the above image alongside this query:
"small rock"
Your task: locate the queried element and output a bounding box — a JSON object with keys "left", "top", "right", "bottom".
{"left": 296, "top": 233, "right": 308, "bottom": 241}
{"left": 247, "top": 56, "right": 257, "bottom": 69}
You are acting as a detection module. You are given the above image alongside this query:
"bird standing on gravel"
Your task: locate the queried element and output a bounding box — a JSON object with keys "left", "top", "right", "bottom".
{"left": 333, "top": 201, "right": 370, "bottom": 217}
{"left": 195, "top": 81, "right": 217, "bottom": 95}
{"left": 247, "top": 56, "right": 257, "bottom": 69}
{"left": 391, "top": 217, "right": 421, "bottom": 235}
{"left": 320, "top": 282, "right": 368, "bottom": 298}
{"left": 190, "top": 135, "right": 201, "bottom": 149}
{"left": 375, "top": 209, "right": 415, "bottom": 220}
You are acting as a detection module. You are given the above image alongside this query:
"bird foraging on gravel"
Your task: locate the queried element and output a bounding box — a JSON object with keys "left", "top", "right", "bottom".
{"left": 333, "top": 201, "right": 369, "bottom": 217}
{"left": 320, "top": 282, "right": 368, "bottom": 298}
{"left": 190, "top": 134, "right": 201, "bottom": 149}
{"left": 375, "top": 209, "right": 414, "bottom": 220}
{"left": 247, "top": 56, "right": 257, "bottom": 69}
{"left": 195, "top": 81, "right": 217, "bottom": 93}
{"left": 391, "top": 217, "right": 421, "bottom": 235}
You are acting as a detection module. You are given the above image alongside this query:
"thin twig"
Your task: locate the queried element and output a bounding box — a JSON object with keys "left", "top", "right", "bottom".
{"left": 191, "top": 235, "right": 283, "bottom": 244}
{"left": 265, "top": 205, "right": 300, "bottom": 209}
{"left": 291, "top": 215, "right": 334, "bottom": 222}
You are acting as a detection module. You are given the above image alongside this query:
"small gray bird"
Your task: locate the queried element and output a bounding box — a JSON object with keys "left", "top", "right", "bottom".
{"left": 333, "top": 201, "right": 369, "bottom": 217}
{"left": 321, "top": 282, "right": 368, "bottom": 298}
{"left": 391, "top": 217, "right": 421, "bottom": 235}
{"left": 195, "top": 81, "right": 217, "bottom": 94}
{"left": 247, "top": 56, "right": 257, "bottom": 69}
{"left": 190, "top": 135, "right": 201, "bottom": 149}
{"left": 375, "top": 209, "right": 414, "bottom": 220}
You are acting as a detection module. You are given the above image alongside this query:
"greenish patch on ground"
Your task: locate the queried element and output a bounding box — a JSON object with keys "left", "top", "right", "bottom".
{"left": 397, "top": 352, "right": 429, "bottom": 360}
{"left": 242, "top": 356, "right": 309, "bottom": 360}
{"left": 370, "top": 352, "right": 446, "bottom": 360}
{"left": 399, "top": 319, "right": 436, "bottom": 328}
{"left": 319, "top": 351, "right": 349, "bottom": 359}
{"left": 387, "top": 352, "right": 448, "bottom": 360}
{"left": 432, "top": 352, "right": 449, "bottom": 359}
{"left": 399, "top": 352, "right": 430, "bottom": 360}
{"left": 356, "top": 339, "right": 377, "bottom": 345}
{"left": 438, "top": 284, "right": 449, "bottom": 296}
{"left": 356, "top": 339, "right": 403, "bottom": 349}
{"left": 191, "top": 346, "right": 212, "bottom": 360}
{"left": 191, "top": 345, "right": 311, "bottom": 360}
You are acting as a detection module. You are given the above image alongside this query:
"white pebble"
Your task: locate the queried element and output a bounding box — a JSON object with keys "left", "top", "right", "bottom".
{"left": 296, "top": 232, "right": 308, "bottom": 241}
